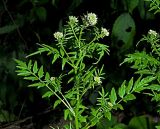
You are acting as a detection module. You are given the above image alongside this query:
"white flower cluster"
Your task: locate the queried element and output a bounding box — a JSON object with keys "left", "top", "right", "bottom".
{"left": 94, "top": 76, "right": 102, "bottom": 84}
{"left": 148, "top": 29, "right": 158, "bottom": 37}
{"left": 85, "top": 12, "right": 98, "bottom": 26}
{"left": 69, "top": 16, "right": 78, "bottom": 24}
{"left": 101, "top": 27, "right": 109, "bottom": 37}
{"left": 53, "top": 32, "right": 63, "bottom": 40}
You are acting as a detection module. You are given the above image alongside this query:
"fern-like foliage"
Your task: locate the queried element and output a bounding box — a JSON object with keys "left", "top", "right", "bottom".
{"left": 15, "top": 12, "right": 160, "bottom": 128}
{"left": 146, "top": 0, "right": 160, "bottom": 14}
{"left": 83, "top": 76, "right": 156, "bottom": 128}
{"left": 15, "top": 13, "right": 110, "bottom": 129}
{"left": 121, "top": 29, "right": 160, "bottom": 114}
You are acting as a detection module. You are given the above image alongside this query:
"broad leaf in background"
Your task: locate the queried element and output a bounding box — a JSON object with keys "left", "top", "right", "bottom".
{"left": 122, "top": 0, "right": 139, "bottom": 13}
{"left": 111, "top": 13, "right": 135, "bottom": 57}
{"left": 0, "top": 24, "right": 17, "bottom": 35}
{"left": 128, "top": 115, "right": 154, "bottom": 129}
{"left": 35, "top": 7, "right": 47, "bottom": 22}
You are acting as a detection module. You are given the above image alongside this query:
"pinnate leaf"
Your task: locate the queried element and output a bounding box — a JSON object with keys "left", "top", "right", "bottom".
{"left": 53, "top": 100, "right": 61, "bottom": 109}
{"left": 126, "top": 77, "right": 133, "bottom": 93}
{"left": 38, "top": 66, "right": 44, "bottom": 78}
{"left": 42, "top": 91, "right": 53, "bottom": 98}
{"left": 123, "top": 94, "right": 136, "bottom": 102}
{"left": 118, "top": 83, "right": 126, "bottom": 98}
{"left": 45, "top": 72, "right": 50, "bottom": 81}
{"left": 29, "top": 82, "right": 45, "bottom": 88}
{"left": 33, "top": 61, "right": 38, "bottom": 73}
{"left": 109, "top": 88, "right": 117, "bottom": 104}
{"left": 24, "top": 76, "right": 38, "bottom": 81}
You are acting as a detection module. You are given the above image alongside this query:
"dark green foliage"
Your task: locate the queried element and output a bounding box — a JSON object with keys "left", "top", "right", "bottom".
{"left": 0, "top": 0, "right": 160, "bottom": 128}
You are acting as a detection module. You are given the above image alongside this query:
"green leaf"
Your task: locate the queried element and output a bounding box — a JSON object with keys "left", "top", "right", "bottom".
{"left": 60, "top": 48, "right": 65, "bottom": 57}
{"left": 146, "top": 84, "right": 160, "bottom": 91}
{"left": 42, "top": 91, "right": 53, "bottom": 98}
{"left": 113, "top": 104, "right": 124, "bottom": 110}
{"left": 68, "top": 69, "right": 74, "bottom": 74}
{"left": 17, "top": 71, "right": 31, "bottom": 76}
{"left": 109, "top": 88, "right": 117, "bottom": 104}
{"left": 111, "top": 13, "right": 135, "bottom": 54}
{"left": 126, "top": 0, "right": 139, "bottom": 13}
{"left": 104, "top": 111, "right": 111, "bottom": 120}
{"left": 28, "top": 82, "right": 45, "bottom": 87}
{"left": 26, "top": 47, "right": 47, "bottom": 58}
{"left": 24, "top": 76, "right": 38, "bottom": 81}
{"left": 62, "top": 58, "right": 67, "bottom": 70}
{"left": 135, "top": 69, "right": 154, "bottom": 75}
{"left": 28, "top": 60, "right": 32, "bottom": 70}
{"left": 35, "top": 7, "right": 47, "bottom": 21}
{"left": 83, "top": 68, "right": 95, "bottom": 83}
{"left": 123, "top": 94, "right": 136, "bottom": 102}
{"left": 113, "top": 123, "right": 128, "bottom": 129}
{"left": 126, "top": 77, "right": 133, "bottom": 94}
{"left": 118, "top": 82, "right": 126, "bottom": 98}
{"left": 0, "top": 24, "right": 17, "bottom": 35}
{"left": 133, "top": 76, "right": 156, "bottom": 92}
{"left": 15, "top": 59, "right": 27, "bottom": 69}
{"left": 52, "top": 53, "right": 59, "bottom": 64}
{"left": 79, "top": 115, "right": 87, "bottom": 123}
{"left": 38, "top": 66, "right": 44, "bottom": 78}
{"left": 64, "top": 109, "right": 70, "bottom": 120}
{"left": 53, "top": 99, "right": 61, "bottom": 109}
{"left": 128, "top": 115, "right": 152, "bottom": 129}
{"left": 45, "top": 72, "right": 50, "bottom": 81}
{"left": 33, "top": 61, "right": 38, "bottom": 73}
{"left": 155, "top": 126, "right": 160, "bottom": 129}
{"left": 68, "top": 77, "right": 74, "bottom": 83}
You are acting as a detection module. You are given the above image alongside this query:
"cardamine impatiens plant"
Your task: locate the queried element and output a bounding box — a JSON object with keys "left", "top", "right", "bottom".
{"left": 15, "top": 12, "right": 159, "bottom": 129}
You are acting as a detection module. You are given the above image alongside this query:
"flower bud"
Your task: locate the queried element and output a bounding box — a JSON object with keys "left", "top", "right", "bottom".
{"left": 69, "top": 16, "right": 78, "bottom": 25}
{"left": 101, "top": 27, "right": 109, "bottom": 37}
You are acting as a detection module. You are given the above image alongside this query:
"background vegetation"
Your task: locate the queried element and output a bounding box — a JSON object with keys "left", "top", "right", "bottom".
{"left": 0, "top": 0, "right": 160, "bottom": 128}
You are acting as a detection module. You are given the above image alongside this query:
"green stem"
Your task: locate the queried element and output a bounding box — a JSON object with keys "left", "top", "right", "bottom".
{"left": 69, "top": 23, "right": 82, "bottom": 50}
{"left": 75, "top": 75, "right": 80, "bottom": 129}
{"left": 59, "top": 92, "right": 75, "bottom": 116}
{"left": 30, "top": 71, "right": 75, "bottom": 116}
{"left": 60, "top": 44, "right": 76, "bottom": 68}
{"left": 83, "top": 108, "right": 103, "bottom": 129}
{"left": 75, "top": 100, "right": 79, "bottom": 129}
{"left": 69, "top": 24, "right": 79, "bottom": 42}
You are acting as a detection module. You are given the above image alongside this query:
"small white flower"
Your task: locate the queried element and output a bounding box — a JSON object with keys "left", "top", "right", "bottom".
{"left": 53, "top": 32, "right": 63, "bottom": 40}
{"left": 50, "top": 77, "right": 55, "bottom": 81}
{"left": 94, "top": 76, "right": 102, "bottom": 84}
{"left": 85, "top": 12, "right": 98, "bottom": 26}
{"left": 148, "top": 29, "right": 158, "bottom": 37}
{"left": 101, "top": 27, "right": 109, "bottom": 37}
{"left": 69, "top": 16, "right": 78, "bottom": 24}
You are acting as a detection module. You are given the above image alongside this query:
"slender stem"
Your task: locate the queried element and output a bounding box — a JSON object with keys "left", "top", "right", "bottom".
{"left": 83, "top": 108, "right": 103, "bottom": 129}
{"left": 78, "top": 26, "right": 83, "bottom": 40}
{"left": 73, "top": 72, "right": 80, "bottom": 129}
{"left": 60, "top": 44, "right": 76, "bottom": 68}
{"left": 75, "top": 100, "right": 79, "bottom": 129}
{"left": 30, "top": 71, "right": 75, "bottom": 116}
{"left": 2, "top": 0, "right": 28, "bottom": 48}
{"left": 59, "top": 92, "right": 75, "bottom": 116}
{"left": 69, "top": 24, "right": 79, "bottom": 42}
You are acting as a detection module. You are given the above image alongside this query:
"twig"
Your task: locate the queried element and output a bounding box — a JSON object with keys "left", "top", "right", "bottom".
{"left": 2, "top": 0, "right": 28, "bottom": 49}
